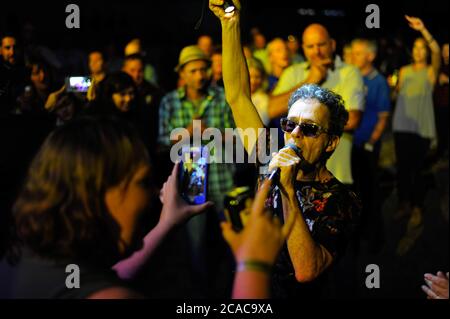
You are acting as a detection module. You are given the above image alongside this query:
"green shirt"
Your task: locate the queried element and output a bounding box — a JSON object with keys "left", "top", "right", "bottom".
{"left": 158, "top": 86, "right": 236, "bottom": 209}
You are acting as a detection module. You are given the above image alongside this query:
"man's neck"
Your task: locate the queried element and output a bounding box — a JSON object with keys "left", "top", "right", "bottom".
{"left": 92, "top": 72, "right": 105, "bottom": 82}
{"left": 413, "top": 62, "right": 427, "bottom": 69}
{"left": 186, "top": 86, "right": 206, "bottom": 101}
{"left": 272, "top": 64, "right": 285, "bottom": 78}
{"left": 296, "top": 165, "right": 331, "bottom": 183}
{"left": 360, "top": 64, "right": 374, "bottom": 77}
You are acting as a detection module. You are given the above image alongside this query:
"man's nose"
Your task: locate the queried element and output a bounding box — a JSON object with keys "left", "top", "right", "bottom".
{"left": 290, "top": 124, "right": 303, "bottom": 138}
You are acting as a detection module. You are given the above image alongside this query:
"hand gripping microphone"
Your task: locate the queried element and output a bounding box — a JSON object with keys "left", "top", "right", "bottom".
{"left": 267, "top": 143, "right": 318, "bottom": 187}
{"left": 267, "top": 143, "right": 302, "bottom": 185}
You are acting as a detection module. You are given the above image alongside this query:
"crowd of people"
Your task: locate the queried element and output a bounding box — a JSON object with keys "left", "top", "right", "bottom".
{"left": 0, "top": 0, "right": 448, "bottom": 299}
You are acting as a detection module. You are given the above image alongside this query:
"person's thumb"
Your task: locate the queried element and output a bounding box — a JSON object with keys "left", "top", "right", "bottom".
{"left": 189, "top": 201, "right": 214, "bottom": 215}
{"left": 220, "top": 221, "right": 238, "bottom": 249}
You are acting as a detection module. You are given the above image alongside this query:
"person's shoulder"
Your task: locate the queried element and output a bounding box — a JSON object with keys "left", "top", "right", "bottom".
{"left": 286, "top": 62, "right": 307, "bottom": 74}
{"left": 208, "top": 84, "right": 225, "bottom": 95}
{"left": 87, "top": 286, "right": 143, "bottom": 299}
{"left": 327, "top": 178, "right": 358, "bottom": 196}
{"left": 207, "top": 85, "right": 228, "bottom": 103}
{"left": 161, "top": 88, "right": 180, "bottom": 102}
{"left": 340, "top": 62, "right": 362, "bottom": 78}
{"left": 400, "top": 65, "right": 412, "bottom": 73}
{"left": 373, "top": 70, "right": 388, "bottom": 83}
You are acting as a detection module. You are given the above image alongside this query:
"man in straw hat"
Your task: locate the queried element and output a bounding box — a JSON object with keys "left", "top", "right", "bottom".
{"left": 158, "top": 45, "right": 236, "bottom": 297}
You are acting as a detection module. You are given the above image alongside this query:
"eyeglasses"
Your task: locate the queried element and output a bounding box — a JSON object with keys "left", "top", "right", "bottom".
{"left": 280, "top": 118, "right": 329, "bottom": 137}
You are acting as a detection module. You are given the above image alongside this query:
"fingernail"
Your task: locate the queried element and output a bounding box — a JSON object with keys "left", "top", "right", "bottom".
{"left": 424, "top": 273, "right": 432, "bottom": 279}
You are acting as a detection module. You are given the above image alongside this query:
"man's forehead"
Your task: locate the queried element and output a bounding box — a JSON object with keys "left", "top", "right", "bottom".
{"left": 288, "top": 99, "right": 329, "bottom": 122}
{"left": 302, "top": 25, "right": 330, "bottom": 44}
{"left": 125, "top": 59, "right": 143, "bottom": 68}
{"left": 2, "top": 37, "right": 16, "bottom": 46}
{"left": 183, "top": 60, "right": 208, "bottom": 70}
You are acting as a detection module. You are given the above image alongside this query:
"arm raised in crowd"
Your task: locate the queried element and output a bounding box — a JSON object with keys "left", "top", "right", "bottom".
{"left": 209, "top": 0, "right": 264, "bottom": 154}
{"left": 406, "top": 15, "right": 441, "bottom": 84}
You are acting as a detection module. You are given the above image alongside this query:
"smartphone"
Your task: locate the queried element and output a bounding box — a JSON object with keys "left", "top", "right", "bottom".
{"left": 179, "top": 145, "right": 209, "bottom": 205}
{"left": 224, "top": 186, "right": 254, "bottom": 232}
{"left": 65, "top": 76, "right": 91, "bottom": 93}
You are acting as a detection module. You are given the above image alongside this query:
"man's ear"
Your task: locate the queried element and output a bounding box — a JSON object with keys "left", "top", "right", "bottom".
{"left": 178, "top": 69, "right": 185, "bottom": 81}
{"left": 331, "top": 39, "right": 336, "bottom": 53}
{"left": 325, "top": 135, "right": 339, "bottom": 153}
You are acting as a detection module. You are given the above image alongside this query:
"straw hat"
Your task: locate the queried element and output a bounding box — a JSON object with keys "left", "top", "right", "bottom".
{"left": 175, "top": 45, "right": 211, "bottom": 72}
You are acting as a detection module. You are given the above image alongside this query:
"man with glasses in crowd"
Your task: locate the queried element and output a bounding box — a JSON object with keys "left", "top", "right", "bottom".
{"left": 209, "top": 0, "right": 361, "bottom": 298}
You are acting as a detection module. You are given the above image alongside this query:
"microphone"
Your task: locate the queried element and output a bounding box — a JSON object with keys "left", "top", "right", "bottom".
{"left": 267, "top": 143, "right": 302, "bottom": 185}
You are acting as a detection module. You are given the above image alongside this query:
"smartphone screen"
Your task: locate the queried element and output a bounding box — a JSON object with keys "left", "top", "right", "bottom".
{"left": 179, "top": 146, "right": 209, "bottom": 205}
{"left": 65, "top": 76, "right": 91, "bottom": 93}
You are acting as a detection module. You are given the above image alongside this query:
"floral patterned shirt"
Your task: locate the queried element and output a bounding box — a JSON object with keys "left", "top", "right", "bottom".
{"left": 269, "top": 177, "right": 361, "bottom": 298}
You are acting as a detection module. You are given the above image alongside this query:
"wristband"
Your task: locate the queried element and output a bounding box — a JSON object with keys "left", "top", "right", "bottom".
{"left": 236, "top": 260, "right": 272, "bottom": 273}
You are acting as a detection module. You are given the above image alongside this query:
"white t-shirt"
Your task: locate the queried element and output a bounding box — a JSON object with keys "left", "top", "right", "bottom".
{"left": 273, "top": 56, "right": 365, "bottom": 184}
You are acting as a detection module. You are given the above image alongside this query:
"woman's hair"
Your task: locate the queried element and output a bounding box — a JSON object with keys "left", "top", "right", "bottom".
{"left": 27, "top": 59, "right": 54, "bottom": 90}
{"left": 13, "top": 116, "right": 149, "bottom": 265}
{"left": 92, "top": 71, "right": 136, "bottom": 114}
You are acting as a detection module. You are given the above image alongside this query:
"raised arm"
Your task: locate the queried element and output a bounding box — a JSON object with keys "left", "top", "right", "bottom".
{"left": 406, "top": 15, "right": 441, "bottom": 83}
{"left": 209, "top": 0, "right": 264, "bottom": 153}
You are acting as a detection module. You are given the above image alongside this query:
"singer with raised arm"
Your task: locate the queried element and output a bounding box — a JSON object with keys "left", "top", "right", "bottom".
{"left": 210, "top": 0, "right": 361, "bottom": 298}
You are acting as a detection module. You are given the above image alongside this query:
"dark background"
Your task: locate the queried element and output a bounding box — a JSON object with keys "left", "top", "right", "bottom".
{"left": 1, "top": 0, "right": 448, "bottom": 90}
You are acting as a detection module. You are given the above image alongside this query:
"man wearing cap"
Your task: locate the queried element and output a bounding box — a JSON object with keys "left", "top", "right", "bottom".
{"left": 158, "top": 45, "right": 235, "bottom": 297}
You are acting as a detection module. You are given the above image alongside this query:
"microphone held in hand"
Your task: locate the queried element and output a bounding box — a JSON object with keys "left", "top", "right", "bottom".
{"left": 267, "top": 143, "right": 317, "bottom": 188}
{"left": 267, "top": 143, "right": 302, "bottom": 185}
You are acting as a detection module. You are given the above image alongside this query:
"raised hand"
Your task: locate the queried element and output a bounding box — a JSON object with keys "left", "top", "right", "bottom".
{"left": 405, "top": 15, "right": 425, "bottom": 32}
{"left": 268, "top": 147, "right": 300, "bottom": 196}
{"left": 221, "top": 179, "right": 296, "bottom": 265}
{"left": 209, "top": 0, "right": 241, "bottom": 20}
{"left": 159, "top": 163, "right": 213, "bottom": 228}
{"left": 422, "top": 271, "right": 449, "bottom": 299}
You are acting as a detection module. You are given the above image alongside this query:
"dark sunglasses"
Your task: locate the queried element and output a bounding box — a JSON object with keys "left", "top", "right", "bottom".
{"left": 280, "top": 118, "right": 329, "bottom": 137}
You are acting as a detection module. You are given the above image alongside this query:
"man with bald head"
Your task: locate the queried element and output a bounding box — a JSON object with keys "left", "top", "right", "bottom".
{"left": 268, "top": 23, "right": 364, "bottom": 185}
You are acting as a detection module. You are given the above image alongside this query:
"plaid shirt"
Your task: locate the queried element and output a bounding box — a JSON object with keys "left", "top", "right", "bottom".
{"left": 158, "top": 86, "right": 235, "bottom": 209}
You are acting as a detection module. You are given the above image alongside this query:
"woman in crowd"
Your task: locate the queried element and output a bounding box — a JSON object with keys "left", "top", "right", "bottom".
{"left": 87, "top": 71, "right": 137, "bottom": 116}
{"left": 12, "top": 116, "right": 211, "bottom": 298}
{"left": 11, "top": 114, "right": 290, "bottom": 298}
{"left": 16, "top": 59, "right": 55, "bottom": 117}
{"left": 392, "top": 16, "right": 441, "bottom": 226}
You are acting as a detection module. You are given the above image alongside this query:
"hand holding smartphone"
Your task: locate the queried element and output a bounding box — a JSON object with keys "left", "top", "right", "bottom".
{"left": 178, "top": 145, "right": 209, "bottom": 205}
{"left": 65, "top": 76, "right": 91, "bottom": 93}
